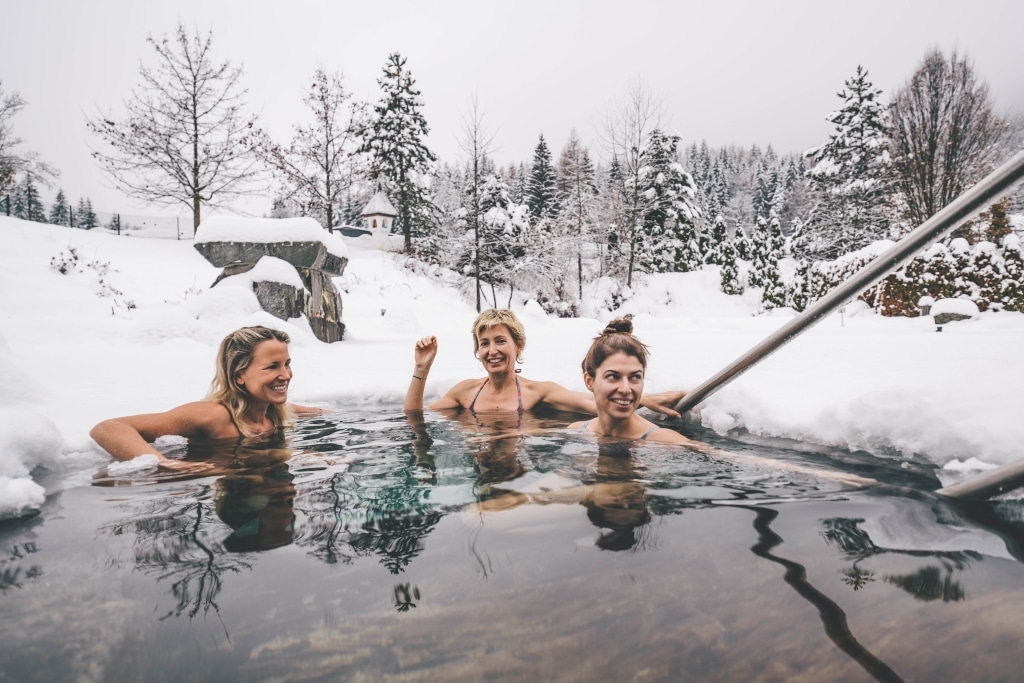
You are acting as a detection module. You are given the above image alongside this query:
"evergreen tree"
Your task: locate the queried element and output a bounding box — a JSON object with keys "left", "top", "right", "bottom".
{"left": 49, "top": 187, "right": 70, "bottom": 226}
{"left": 360, "top": 52, "right": 438, "bottom": 252}
{"left": 76, "top": 197, "right": 98, "bottom": 229}
{"left": 734, "top": 220, "right": 751, "bottom": 261}
{"left": 751, "top": 157, "right": 778, "bottom": 225}
{"left": 805, "top": 65, "right": 893, "bottom": 259}
{"left": 637, "top": 129, "right": 701, "bottom": 273}
{"left": 718, "top": 234, "right": 743, "bottom": 296}
{"left": 526, "top": 133, "right": 557, "bottom": 222}
{"left": 21, "top": 175, "right": 46, "bottom": 222}
{"left": 704, "top": 214, "right": 730, "bottom": 266}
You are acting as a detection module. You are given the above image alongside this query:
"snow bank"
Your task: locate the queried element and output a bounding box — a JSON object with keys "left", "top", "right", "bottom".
{"left": 1, "top": 215, "right": 1023, "bottom": 519}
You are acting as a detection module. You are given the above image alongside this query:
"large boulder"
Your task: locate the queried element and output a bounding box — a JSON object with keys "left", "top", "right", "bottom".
{"left": 194, "top": 217, "right": 348, "bottom": 342}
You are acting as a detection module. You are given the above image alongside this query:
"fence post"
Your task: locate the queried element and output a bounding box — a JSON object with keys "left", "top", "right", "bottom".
{"left": 116, "top": 214, "right": 121, "bottom": 236}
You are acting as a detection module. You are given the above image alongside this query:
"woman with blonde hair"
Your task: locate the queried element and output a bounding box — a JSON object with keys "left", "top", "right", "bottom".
{"left": 404, "top": 308, "right": 686, "bottom": 418}
{"left": 91, "top": 325, "right": 322, "bottom": 471}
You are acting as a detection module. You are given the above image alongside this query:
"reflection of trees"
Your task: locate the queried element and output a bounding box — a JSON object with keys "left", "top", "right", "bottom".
{"left": 0, "top": 542, "right": 42, "bottom": 591}
{"left": 820, "top": 517, "right": 977, "bottom": 602}
{"left": 100, "top": 486, "right": 252, "bottom": 623}
{"left": 295, "top": 455, "right": 444, "bottom": 574}
{"left": 747, "top": 506, "right": 905, "bottom": 683}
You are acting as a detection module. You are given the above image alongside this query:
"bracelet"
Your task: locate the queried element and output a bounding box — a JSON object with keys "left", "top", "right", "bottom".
{"left": 413, "top": 375, "right": 424, "bottom": 381}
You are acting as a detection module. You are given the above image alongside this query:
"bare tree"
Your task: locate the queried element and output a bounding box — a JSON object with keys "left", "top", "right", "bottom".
{"left": 458, "top": 93, "right": 497, "bottom": 311}
{"left": 0, "top": 81, "right": 56, "bottom": 197}
{"left": 888, "top": 48, "right": 1011, "bottom": 230}
{"left": 87, "top": 24, "right": 262, "bottom": 233}
{"left": 260, "top": 68, "right": 366, "bottom": 232}
{"left": 601, "top": 77, "right": 664, "bottom": 287}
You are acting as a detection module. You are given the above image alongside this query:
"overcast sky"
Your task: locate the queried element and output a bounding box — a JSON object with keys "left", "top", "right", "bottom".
{"left": 4, "top": 0, "right": 1023, "bottom": 218}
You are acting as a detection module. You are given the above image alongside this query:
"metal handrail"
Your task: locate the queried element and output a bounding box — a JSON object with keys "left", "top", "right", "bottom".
{"left": 674, "top": 149, "right": 1024, "bottom": 416}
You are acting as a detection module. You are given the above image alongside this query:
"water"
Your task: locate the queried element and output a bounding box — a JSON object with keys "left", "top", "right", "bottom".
{"left": 3, "top": 407, "right": 1024, "bottom": 682}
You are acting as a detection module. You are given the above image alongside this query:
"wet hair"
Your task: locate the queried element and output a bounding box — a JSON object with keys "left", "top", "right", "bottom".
{"left": 581, "top": 318, "right": 650, "bottom": 377}
{"left": 207, "top": 326, "right": 294, "bottom": 437}
{"left": 471, "top": 309, "right": 526, "bottom": 362}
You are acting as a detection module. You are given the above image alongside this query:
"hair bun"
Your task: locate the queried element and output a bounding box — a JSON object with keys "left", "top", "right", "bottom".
{"left": 602, "top": 318, "right": 634, "bottom": 336}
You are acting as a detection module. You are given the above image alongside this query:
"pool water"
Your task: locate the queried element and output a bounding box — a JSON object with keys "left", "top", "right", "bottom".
{"left": 3, "top": 407, "right": 1024, "bottom": 682}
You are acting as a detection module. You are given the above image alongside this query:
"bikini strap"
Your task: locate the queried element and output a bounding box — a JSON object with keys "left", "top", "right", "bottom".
{"left": 579, "top": 419, "right": 593, "bottom": 432}
{"left": 639, "top": 425, "right": 659, "bottom": 440}
{"left": 468, "top": 378, "right": 489, "bottom": 414}
{"left": 515, "top": 376, "right": 524, "bottom": 415}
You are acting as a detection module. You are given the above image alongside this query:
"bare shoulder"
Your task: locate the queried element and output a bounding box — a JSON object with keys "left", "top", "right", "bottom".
{"left": 431, "top": 377, "right": 484, "bottom": 409}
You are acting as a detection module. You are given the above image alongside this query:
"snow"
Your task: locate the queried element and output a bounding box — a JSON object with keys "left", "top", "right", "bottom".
{"left": 931, "top": 298, "right": 981, "bottom": 317}
{"left": 194, "top": 216, "right": 348, "bottom": 260}
{"left": 2, "top": 215, "right": 1023, "bottom": 520}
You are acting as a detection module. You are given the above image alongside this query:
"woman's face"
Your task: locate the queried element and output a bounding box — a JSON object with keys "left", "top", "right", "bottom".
{"left": 586, "top": 351, "right": 645, "bottom": 420}
{"left": 476, "top": 324, "right": 520, "bottom": 375}
{"left": 236, "top": 339, "right": 293, "bottom": 405}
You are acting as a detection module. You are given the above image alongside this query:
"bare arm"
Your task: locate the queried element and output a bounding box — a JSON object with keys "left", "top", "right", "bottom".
{"left": 90, "top": 401, "right": 228, "bottom": 470}
{"left": 404, "top": 335, "right": 468, "bottom": 411}
{"left": 405, "top": 335, "right": 437, "bottom": 411}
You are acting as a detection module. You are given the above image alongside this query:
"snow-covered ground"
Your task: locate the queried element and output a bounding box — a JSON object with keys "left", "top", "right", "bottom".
{"left": 2, "top": 215, "right": 1021, "bottom": 519}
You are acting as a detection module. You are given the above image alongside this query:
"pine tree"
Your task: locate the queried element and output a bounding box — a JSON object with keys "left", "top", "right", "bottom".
{"left": 704, "top": 214, "right": 730, "bottom": 266}
{"left": 734, "top": 220, "right": 751, "bottom": 261}
{"left": 360, "top": 52, "right": 437, "bottom": 252}
{"left": 637, "top": 129, "right": 701, "bottom": 273}
{"left": 21, "top": 175, "right": 46, "bottom": 222}
{"left": 526, "top": 133, "right": 557, "bottom": 222}
{"left": 718, "top": 236, "right": 743, "bottom": 296}
{"left": 49, "top": 187, "right": 70, "bottom": 226}
{"left": 804, "top": 65, "right": 892, "bottom": 258}
{"left": 76, "top": 197, "right": 98, "bottom": 229}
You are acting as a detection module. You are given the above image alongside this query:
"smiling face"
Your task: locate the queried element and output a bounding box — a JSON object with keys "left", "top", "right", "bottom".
{"left": 236, "top": 339, "right": 293, "bottom": 406}
{"left": 476, "top": 324, "right": 520, "bottom": 376}
{"left": 585, "top": 351, "right": 645, "bottom": 420}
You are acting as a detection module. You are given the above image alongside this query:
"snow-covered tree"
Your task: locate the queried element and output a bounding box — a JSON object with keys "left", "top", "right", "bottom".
{"left": 526, "top": 133, "right": 557, "bottom": 222}
{"left": 87, "top": 24, "right": 262, "bottom": 233}
{"left": 804, "top": 65, "right": 892, "bottom": 258}
{"left": 261, "top": 68, "right": 366, "bottom": 233}
{"left": 704, "top": 214, "right": 730, "bottom": 266}
{"left": 48, "top": 188, "right": 70, "bottom": 226}
{"left": 637, "top": 128, "right": 701, "bottom": 273}
{"left": 718, "top": 235, "right": 743, "bottom": 296}
{"left": 556, "top": 130, "right": 598, "bottom": 300}
{"left": 76, "top": 197, "right": 98, "bottom": 229}
{"left": 360, "top": 52, "right": 438, "bottom": 252}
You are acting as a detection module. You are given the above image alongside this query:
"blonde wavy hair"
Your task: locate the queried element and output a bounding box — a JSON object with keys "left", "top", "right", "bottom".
{"left": 207, "top": 326, "right": 295, "bottom": 438}
{"left": 471, "top": 309, "right": 527, "bottom": 362}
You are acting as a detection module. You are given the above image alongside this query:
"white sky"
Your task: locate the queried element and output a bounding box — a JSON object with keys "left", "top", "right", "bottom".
{"left": 4, "top": 0, "right": 1024, "bottom": 217}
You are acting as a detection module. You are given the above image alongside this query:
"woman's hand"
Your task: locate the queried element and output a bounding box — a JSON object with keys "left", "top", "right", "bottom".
{"left": 639, "top": 390, "right": 687, "bottom": 419}
{"left": 413, "top": 335, "right": 438, "bottom": 370}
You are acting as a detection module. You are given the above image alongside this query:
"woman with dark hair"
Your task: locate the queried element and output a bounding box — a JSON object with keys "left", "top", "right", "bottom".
{"left": 570, "top": 318, "right": 697, "bottom": 445}
{"left": 404, "top": 308, "right": 686, "bottom": 418}
{"left": 90, "top": 325, "right": 322, "bottom": 471}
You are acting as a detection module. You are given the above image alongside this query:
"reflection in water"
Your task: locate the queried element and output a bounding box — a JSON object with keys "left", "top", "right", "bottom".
{"left": 820, "top": 516, "right": 976, "bottom": 602}
{"left": 99, "top": 489, "right": 254, "bottom": 622}
{"left": 393, "top": 582, "right": 421, "bottom": 612}
{"left": 0, "top": 542, "right": 42, "bottom": 591}
{"left": 215, "top": 462, "right": 296, "bottom": 552}
{"left": 746, "top": 506, "right": 906, "bottom": 683}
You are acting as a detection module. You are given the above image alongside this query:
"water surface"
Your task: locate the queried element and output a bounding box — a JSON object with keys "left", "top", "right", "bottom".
{"left": 3, "top": 407, "right": 1023, "bottom": 682}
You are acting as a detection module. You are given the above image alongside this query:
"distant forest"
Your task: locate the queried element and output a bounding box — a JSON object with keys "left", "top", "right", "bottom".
{"left": 3, "top": 24, "right": 1022, "bottom": 316}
